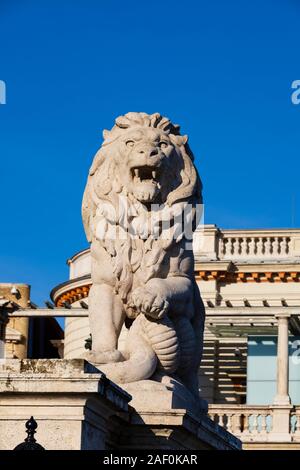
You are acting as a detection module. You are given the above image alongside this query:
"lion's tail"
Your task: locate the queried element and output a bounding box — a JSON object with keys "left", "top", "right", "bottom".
{"left": 99, "top": 315, "right": 180, "bottom": 384}
{"left": 99, "top": 316, "right": 157, "bottom": 383}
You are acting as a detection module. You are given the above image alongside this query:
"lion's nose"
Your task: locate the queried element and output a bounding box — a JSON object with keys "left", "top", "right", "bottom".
{"left": 138, "top": 147, "right": 158, "bottom": 158}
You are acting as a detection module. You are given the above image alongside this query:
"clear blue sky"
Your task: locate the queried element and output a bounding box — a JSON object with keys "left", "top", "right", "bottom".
{"left": 0, "top": 0, "right": 300, "bottom": 306}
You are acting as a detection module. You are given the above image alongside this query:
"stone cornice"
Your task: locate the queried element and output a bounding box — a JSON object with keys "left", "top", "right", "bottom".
{"left": 52, "top": 268, "right": 300, "bottom": 307}
{"left": 195, "top": 270, "right": 300, "bottom": 283}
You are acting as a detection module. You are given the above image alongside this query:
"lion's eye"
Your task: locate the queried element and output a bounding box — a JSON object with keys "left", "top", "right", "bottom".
{"left": 159, "top": 142, "right": 168, "bottom": 149}
{"left": 126, "top": 140, "right": 135, "bottom": 148}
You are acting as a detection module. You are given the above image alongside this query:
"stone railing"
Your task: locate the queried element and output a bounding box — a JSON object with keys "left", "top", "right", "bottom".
{"left": 194, "top": 226, "right": 300, "bottom": 261}
{"left": 219, "top": 235, "right": 290, "bottom": 259}
{"left": 208, "top": 404, "right": 300, "bottom": 442}
{"left": 208, "top": 405, "right": 273, "bottom": 439}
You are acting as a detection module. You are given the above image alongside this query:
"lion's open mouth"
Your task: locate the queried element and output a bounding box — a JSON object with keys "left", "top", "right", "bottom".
{"left": 131, "top": 166, "right": 160, "bottom": 185}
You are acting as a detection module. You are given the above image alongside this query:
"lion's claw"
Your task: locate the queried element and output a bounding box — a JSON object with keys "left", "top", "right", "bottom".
{"left": 131, "top": 287, "right": 169, "bottom": 319}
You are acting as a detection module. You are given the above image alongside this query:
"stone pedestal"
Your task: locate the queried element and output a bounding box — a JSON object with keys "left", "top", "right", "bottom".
{"left": 121, "top": 376, "right": 208, "bottom": 415}
{"left": 118, "top": 409, "right": 241, "bottom": 450}
{"left": 0, "top": 359, "right": 241, "bottom": 450}
{"left": 0, "top": 359, "right": 131, "bottom": 450}
{"left": 270, "top": 405, "right": 293, "bottom": 443}
{"left": 119, "top": 378, "right": 240, "bottom": 450}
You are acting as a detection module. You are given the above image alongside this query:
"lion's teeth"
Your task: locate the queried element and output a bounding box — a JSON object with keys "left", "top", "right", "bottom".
{"left": 152, "top": 170, "right": 156, "bottom": 179}
{"left": 134, "top": 169, "right": 139, "bottom": 177}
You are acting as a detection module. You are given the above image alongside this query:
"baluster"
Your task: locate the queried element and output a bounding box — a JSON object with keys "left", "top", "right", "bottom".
{"left": 251, "top": 414, "right": 258, "bottom": 434}
{"left": 260, "top": 413, "right": 267, "bottom": 434}
{"left": 219, "top": 238, "right": 225, "bottom": 258}
{"left": 231, "top": 412, "right": 242, "bottom": 435}
{"left": 221, "top": 413, "right": 227, "bottom": 428}
{"left": 264, "top": 238, "right": 271, "bottom": 257}
{"left": 233, "top": 238, "right": 240, "bottom": 256}
{"left": 226, "top": 238, "right": 233, "bottom": 257}
{"left": 241, "top": 237, "right": 248, "bottom": 256}
{"left": 249, "top": 237, "right": 256, "bottom": 256}
{"left": 214, "top": 413, "right": 220, "bottom": 425}
{"left": 216, "top": 413, "right": 222, "bottom": 427}
{"left": 256, "top": 237, "right": 263, "bottom": 256}
{"left": 243, "top": 413, "right": 250, "bottom": 435}
{"left": 272, "top": 237, "right": 280, "bottom": 256}
{"left": 226, "top": 414, "right": 232, "bottom": 432}
{"left": 280, "top": 237, "right": 289, "bottom": 256}
{"left": 279, "top": 237, "right": 283, "bottom": 256}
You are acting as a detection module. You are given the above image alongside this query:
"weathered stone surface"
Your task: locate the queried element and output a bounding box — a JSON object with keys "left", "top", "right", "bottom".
{"left": 0, "top": 359, "right": 131, "bottom": 450}
{"left": 82, "top": 112, "right": 205, "bottom": 402}
{"left": 0, "top": 359, "right": 131, "bottom": 410}
{"left": 121, "top": 376, "right": 208, "bottom": 416}
{"left": 0, "top": 359, "right": 241, "bottom": 450}
{"left": 121, "top": 409, "right": 242, "bottom": 450}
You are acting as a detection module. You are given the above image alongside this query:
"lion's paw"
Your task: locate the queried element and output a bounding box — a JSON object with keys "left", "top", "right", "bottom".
{"left": 83, "top": 349, "right": 124, "bottom": 364}
{"left": 130, "top": 287, "right": 169, "bottom": 319}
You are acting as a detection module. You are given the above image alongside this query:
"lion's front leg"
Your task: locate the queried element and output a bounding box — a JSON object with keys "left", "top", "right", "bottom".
{"left": 86, "top": 283, "right": 125, "bottom": 363}
{"left": 130, "top": 276, "right": 193, "bottom": 320}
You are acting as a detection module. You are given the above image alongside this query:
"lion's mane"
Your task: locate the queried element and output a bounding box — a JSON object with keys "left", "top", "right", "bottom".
{"left": 82, "top": 112, "right": 202, "bottom": 305}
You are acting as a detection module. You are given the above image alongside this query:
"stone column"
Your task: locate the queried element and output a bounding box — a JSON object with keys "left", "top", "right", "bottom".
{"left": 272, "top": 315, "right": 292, "bottom": 442}
{"left": 273, "top": 315, "right": 290, "bottom": 406}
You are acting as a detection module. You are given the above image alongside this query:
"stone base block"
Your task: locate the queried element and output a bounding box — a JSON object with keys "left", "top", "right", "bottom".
{"left": 0, "top": 359, "right": 131, "bottom": 450}
{"left": 117, "top": 409, "right": 241, "bottom": 450}
{"left": 119, "top": 378, "right": 240, "bottom": 450}
{"left": 121, "top": 375, "right": 208, "bottom": 415}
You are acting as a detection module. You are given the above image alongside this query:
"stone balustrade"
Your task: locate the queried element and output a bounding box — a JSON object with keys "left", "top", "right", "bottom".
{"left": 194, "top": 225, "right": 300, "bottom": 261}
{"left": 219, "top": 235, "right": 290, "bottom": 259}
{"left": 208, "top": 404, "right": 300, "bottom": 442}
{"left": 208, "top": 405, "right": 273, "bottom": 439}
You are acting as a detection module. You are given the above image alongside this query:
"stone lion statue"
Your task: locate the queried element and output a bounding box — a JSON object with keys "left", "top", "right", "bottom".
{"left": 82, "top": 112, "right": 205, "bottom": 400}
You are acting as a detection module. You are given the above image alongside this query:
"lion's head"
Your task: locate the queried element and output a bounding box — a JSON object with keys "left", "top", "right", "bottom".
{"left": 82, "top": 112, "right": 202, "bottom": 243}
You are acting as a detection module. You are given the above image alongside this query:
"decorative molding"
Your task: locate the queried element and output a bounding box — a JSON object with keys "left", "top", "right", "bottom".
{"left": 54, "top": 270, "right": 300, "bottom": 306}
{"left": 56, "top": 286, "right": 90, "bottom": 307}
{"left": 195, "top": 270, "right": 300, "bottom": 283}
